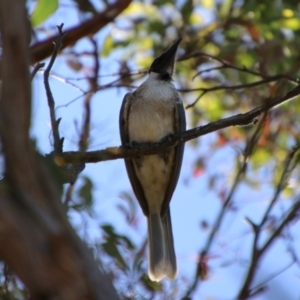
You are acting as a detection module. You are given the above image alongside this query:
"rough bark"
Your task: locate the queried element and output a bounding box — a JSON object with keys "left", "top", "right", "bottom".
{"left": 0, "top": 1, "right": 119, "bottom": 299}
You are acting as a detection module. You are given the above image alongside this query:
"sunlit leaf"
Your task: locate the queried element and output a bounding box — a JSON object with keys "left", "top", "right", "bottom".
{"left": 281, "top": 18, "right": 300, "bottom": 30}
{"left": 218, "top": 0, "right": 233, "bottom": 17}
{"left": 282, "top": 8, "right": 294, "bottom": 18}
{"left": 282, "top": 186, "right": 295, "bottom": 198}
{"left": 31, "top": 0, "right": 58, "bottom": 27}
{"left": 123, "top": 2, "right": 158, "bottom": 17}
{"left": 251, "top": 148, "right": 272, "bottom": 170}
{"left": 102, "top": 34, "right": 114, "bottom": 57}
{"left": 201, "top": 0, "right": 215, "bottom": 9}
{"left": 190, "top": 11, "right": 203, "bottom": 25}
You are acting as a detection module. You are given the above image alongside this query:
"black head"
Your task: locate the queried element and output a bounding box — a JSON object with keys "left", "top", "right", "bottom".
{"left": 149, "top": 38, "right": 181, "bottom": 78}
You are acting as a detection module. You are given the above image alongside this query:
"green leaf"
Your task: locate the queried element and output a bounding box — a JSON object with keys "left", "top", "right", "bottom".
{"left": 218, "top": 0, "right": 233, "bottom": 18}
{"left": 102, "top": 240, "right": 127, "bottom": 270}
{"left": 251, "top": 148, "right": 272, "bottom": 170}
{"left": 101, "top": 224, "right": 135, "bottom": 250}
{"left": 78, "top": 176, "right": 93, "bottom": 207}
{"left": 101, "top": 224, "right": 135, "bottom": 270}
{"left": 72, "top": 0, "right": 96, "bottom": 13}
{"left": 101, "top": 34, "right": 114, "bottom": 57}
{"left": 148, "top": 20, "right": 166, "bottom": 34}
{"left": 181, "top": 0, "right": 193, "bottom": 23}
{"left": 31, "top": 0, "right": 58, "bottom": 27}
{"left": 70, "top": 176, "right": 93, "bottom": 211}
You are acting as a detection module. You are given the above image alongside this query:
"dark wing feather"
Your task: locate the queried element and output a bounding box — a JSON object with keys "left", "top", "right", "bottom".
{"left": 161, "top": 94, "right": 186, "bottom": 217}
{"left": 119, "top": 93, "right": 150, "bottom": 216}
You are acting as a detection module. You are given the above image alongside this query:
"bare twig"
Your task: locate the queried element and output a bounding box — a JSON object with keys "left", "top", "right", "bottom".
{"left": 237, "top": 197, "right": 300, "bottom": 299}
{"left": 47, "top": 73, "right": 86, "bottom": 94}
{"left": 182, "top": 114, "right": 268, "bottom": 299}
{"left": 191, "top": 52, "right": 298, "bottom": 84}
{"left": 64, "top": 68, "right": 146, "bottom": 81}
{"left": 249, "top": 259, "right": 295, "bottom": 297}
{"left": 184, "top": 75, "right": 296, "bottom": 109}
{"left": 44, "top": 24, "right": 66, "bottom": 153}
{"left": 79, "top": 38, "right": 99, "bottom": 152}
{"left": 260, "top": 147, "right": 300, "bottom": 227}
{"left": 237, "top": 146, "right": 300, "bottom": 299}
{"left": 181, "top": 76, "right": 283, "bottom": 94}
{"left": 30, "top": 62, "right": 45, "bottom": 81}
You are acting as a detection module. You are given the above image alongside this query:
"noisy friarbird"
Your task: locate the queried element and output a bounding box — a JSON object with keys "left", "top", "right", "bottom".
{"left": 119, "top": 39, "right": 186, "bottom": 281}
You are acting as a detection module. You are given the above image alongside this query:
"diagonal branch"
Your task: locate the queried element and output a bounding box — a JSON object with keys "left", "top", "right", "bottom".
{"left": 30, "top": 0, "right": 132, "bottom": 63}
{"left": 56, "top": 84, "right": 300, "bottom": 165}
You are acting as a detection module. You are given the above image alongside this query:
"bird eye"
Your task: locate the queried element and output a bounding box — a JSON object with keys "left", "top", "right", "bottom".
{"left": 159, "top": 73, "right": 172, "bottom": 81}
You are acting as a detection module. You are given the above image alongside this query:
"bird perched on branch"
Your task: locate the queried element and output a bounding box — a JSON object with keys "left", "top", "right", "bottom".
{"left": 119, "top": 39, "right": 186, "bottom": 281}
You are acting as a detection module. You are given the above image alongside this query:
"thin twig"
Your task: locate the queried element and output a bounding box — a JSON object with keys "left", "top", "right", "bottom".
{"left": 184, "top": 75, "right": 296, "bottom": 109}
{"left": 46, "top": 72, "right": 86, "bottom": 94}
{"left": 237, "top": 146, "right": 300, "bottom": 299}
{"left": 260, "top": 147, "right": 300, "bottom": 226}
{"left": 44, "top": 24, "right": 66, "bottom": 153}
{"left": 31, "top": 62, "right": 45, "bottom": 81}
{"left": 238, "top": 197, "right": 300, "bottom": 299}
{"left": 78, "top": 38, "right": 99, "bottom": 152}
{"left": 249, "top": 259, "right": 295, "bottom": 297}
{"left": 64, "top": 68, "right": 146, "bottom": 81}
{"left": 56, "top": 82, "right": 138, "bottom": 110}
{"left": 191, "top": 52, "right": 298, "bottom": 84}
{"left": 182, "top": 114, "right": 268, "bottom": 299}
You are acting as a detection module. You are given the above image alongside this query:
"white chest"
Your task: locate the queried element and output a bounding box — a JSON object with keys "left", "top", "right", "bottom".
{"left": 128, "top": 77, "right": 177, "bottom": 142}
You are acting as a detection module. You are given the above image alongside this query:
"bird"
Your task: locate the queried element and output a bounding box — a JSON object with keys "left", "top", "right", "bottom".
{"left": 119, "top": 39, "right": 186, "bottom": 281}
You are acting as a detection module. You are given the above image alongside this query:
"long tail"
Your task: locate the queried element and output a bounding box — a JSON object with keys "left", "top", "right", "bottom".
{"left": 147, "top": 209, "right": 177, "bottom": 281}
{"left": 163, "top": 209, "right": 177, "bottom": 279}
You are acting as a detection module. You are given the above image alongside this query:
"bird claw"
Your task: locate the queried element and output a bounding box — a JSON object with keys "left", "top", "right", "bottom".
{"left": 161, "top": 133, "right": 173, "bottom": 143}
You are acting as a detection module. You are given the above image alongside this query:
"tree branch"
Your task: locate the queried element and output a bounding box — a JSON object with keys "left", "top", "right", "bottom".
{"left": 183, "top": 75, "right": 295, "bottom": 108}
{"left": 44, "top": 24, "right": 65, "bottom": 153}
{"left": 56, "top": 84, "right": 300, "bottom": 164}
{"left": 237, "top": 146, "right": 300, "bottom": 299}
{"left": 29, "top": 0, "right": 132, "bottom": 63}
{"left": 191, "top": 52, "right": 298, "bottom": 84}
{"left": 79, "top": 38, "right": 99, "bottom": 152}
{"left": 0, "top": 1, "right": 119, "bottom": 299}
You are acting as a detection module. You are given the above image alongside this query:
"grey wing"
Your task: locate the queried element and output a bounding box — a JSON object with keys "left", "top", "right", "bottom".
{"left": 161, "top": 94, "right": 186, "bottom": 217}
{"left": 119, "top": 92, "right": 150, "bottom": 216}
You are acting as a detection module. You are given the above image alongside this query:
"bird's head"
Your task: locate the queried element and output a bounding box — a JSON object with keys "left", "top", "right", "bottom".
{"left": 149, "top": 38, "right": 181, "bottom": 80}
